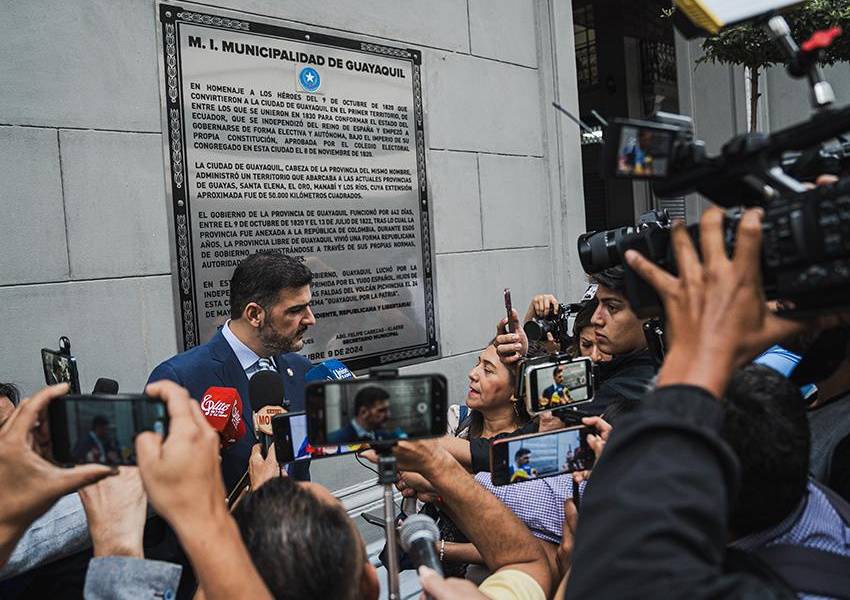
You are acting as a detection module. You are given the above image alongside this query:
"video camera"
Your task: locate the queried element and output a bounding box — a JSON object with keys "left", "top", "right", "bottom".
{"left": 577, "top": 5, "right": 850, "bottom": 318}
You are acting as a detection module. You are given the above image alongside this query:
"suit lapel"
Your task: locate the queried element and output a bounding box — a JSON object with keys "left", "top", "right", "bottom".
{"left": 209, "top": 331, "right": 254, "bottom": 437}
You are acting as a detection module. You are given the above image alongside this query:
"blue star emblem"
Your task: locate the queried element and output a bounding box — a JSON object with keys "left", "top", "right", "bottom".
{"left": 298, "top": 67, "right": 321, "bottom": 92}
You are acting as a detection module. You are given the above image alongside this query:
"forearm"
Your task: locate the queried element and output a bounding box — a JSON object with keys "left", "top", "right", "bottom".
{"left": 423, "top": 454, "right": 549, "bottom": 591}
{"left": 437, "top": 437, "right": 472, "bottom": 470}
{"left": 442, "top": 542, "right": 484, "bottom": 565}
{"left": 175, "top": 513, "right": 271, "bottom": 600}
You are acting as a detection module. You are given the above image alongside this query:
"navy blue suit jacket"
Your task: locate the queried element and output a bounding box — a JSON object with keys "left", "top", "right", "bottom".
{"left": 327, "top": 423, "right": 361, "bottom": 444}
{"left": 147, "top": 329, "right": 311, "bottom": 490}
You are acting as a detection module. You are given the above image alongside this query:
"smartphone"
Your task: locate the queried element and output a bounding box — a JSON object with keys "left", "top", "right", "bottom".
{"left": 271, "top": 411, "right": 364, "bottom": 463}
{"left": 306, "top": 374, "right": 447, "bottom": 446}
{"left": 490, "top": 425, "right": 595, "bottom": 486}
{"left": 524, "top": 355, "right": 593, "bottom": 415}
{"left": 48, "top": 394, "right": 168, "bottom": 466}
{"left": 41, "top": 338, "right": 81, "bottom": 394}
{"left": 504, "top": 288, "right": 513, "bottom": 333}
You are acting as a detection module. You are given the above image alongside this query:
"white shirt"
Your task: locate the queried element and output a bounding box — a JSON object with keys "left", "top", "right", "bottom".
{"left": 221, "top": 320, "right": 277, "bottom": 377}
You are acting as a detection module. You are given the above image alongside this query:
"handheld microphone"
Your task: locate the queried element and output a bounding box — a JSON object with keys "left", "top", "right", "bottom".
{"left": 200, "top": 387, "right": 247, "bottom": 449}
{"left": 305, "top": 358, "right": 355, "bottom": 383}
{"left": 400, "top": 514, "right": 444, "bottom": 580}
{"left": 249, "top": 370, "right": 287, "bottom": 451}
{"left": 92, "top": 378, "right": 119, "bottom": 394}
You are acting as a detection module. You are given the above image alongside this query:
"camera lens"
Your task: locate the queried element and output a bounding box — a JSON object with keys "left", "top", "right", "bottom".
{"left": 577, "top": 226, "right": 634, "bottom": 273}
{"left": 523, "top": 319, "right": 554, "bottom": 342}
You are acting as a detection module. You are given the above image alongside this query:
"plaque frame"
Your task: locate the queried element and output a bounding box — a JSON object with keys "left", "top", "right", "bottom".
{"left": 155, "top": 2, "right": 440, "bottom": 370}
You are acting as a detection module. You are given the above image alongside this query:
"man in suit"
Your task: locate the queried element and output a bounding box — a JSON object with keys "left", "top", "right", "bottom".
{"left": 328, "top": 386, "right": 391, "bottom": 443}
{"left": 148, "top": 251, "right": 316, "bottom": 490}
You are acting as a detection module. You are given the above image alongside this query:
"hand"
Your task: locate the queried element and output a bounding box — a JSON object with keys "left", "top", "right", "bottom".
{"left": 572, "top": 416, "right": 611, "bottom": 484}
{"left": 79, "top": 467, "right": 147, "bottom": 558}
{"left": 397, "top": 471, "right": 440, "bottom": 503}
{"left": 0, "top": 384, "right": 115, "bottom": 565}
{"left": 525, "top": 294, "right": 560, "bottom": 321}
{"left": 625, "top": 208, "right": 806, "bottom": 398}
{"left": 391, "top": 439, "right": 453, "bottom": 475}
{"left": 249, "top": 443, "right": 284, "bottom": 491}
{"left": 418, "top": 566, "right": 489, "bottom": 600}
{"left": 495, "top": 308, "right": 528, "bottom": 365}
{"left": 136, "top": 381, "right": 227, "bottom": 532}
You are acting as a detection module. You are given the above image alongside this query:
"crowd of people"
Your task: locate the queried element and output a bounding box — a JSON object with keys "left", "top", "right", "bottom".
{"left": 2, "top": 205, "right": 850, "bottom": 600}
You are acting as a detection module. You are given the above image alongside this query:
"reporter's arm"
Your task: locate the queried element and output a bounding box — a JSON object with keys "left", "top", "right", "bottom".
{"left": 418, "top": 449, "right": 551, "bottom": 596}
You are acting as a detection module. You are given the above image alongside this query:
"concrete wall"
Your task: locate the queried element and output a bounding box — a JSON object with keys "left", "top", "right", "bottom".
{"left": 0, "top": 0, "right": 584, "bottom": 525}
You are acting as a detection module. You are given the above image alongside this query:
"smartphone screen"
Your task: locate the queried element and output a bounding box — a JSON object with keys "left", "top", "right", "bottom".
{"left": 41, "top": 348, "right": 81, "bottom": 394}
{"left": 491, "top": 426, "right": 594, "bottom": 485}
{"left": 48, "top": 394, "right": 168, "bottom": 466}
{"left": 526, "top": 356, "right": 593, "bottom": 414}
{"left": 272, "top": 412, "right": 367, "bottom": 463}
{"left": 306, "top": 375, "right": 447, "bottom": 446}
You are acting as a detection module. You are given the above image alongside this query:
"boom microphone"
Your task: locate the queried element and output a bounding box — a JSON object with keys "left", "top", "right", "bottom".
{"left": 200, "top": 386, "right": 247, "bottom": 449}
{"left": 400, "top": 514, "right": 444, "bottom": 580}
{"left": 305, "top": 359, "right": 355, "bottom": 383}
{"left": 92, "top": 378, "right": 119, "bottom": 394}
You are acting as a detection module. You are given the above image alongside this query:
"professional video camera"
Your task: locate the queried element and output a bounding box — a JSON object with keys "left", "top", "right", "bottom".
{"left": 577, "top": 5, "right": 850, "bottom": 318}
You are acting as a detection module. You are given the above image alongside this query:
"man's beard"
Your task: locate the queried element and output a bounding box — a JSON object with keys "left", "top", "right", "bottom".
{"left": 258, "top": 322, "right": 307, "bottom": 355}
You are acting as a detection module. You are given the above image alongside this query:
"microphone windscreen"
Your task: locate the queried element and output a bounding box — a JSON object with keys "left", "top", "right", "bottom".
{"left": 92, "top": 378, "right": 119, "bottom": 394}
{"left": 250, "top": 370, "right": 286, "bottom": 437}
{"left": 399, "top": 514, "right": 440, "bottom": 552}
{"left": 200, "top": 387, "right": 241, "bottom": 442}
{"left": 305, "top": 359, "right": 355, "bottom": 383}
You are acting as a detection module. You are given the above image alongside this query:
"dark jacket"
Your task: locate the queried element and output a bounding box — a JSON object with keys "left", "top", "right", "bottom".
{"left": 590, "top": 347, "right": 659, "bottom": 413}
{"left": 566, "top": 385, "right": 796, "bottom": 599}
{"left": 147, "top": 329, "right": 312, "bottom": 490}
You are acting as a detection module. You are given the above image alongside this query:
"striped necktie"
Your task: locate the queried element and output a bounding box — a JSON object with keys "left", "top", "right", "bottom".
{"left": 255, "top": 357, "right": 276, "bottom": 372}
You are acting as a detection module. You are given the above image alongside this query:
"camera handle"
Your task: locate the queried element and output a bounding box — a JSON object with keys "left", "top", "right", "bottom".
{"left": 372, "top": 441, "right": 402, "bottom": 600}
{"left": 764, "top": 15, "right": 836, "bottom": 110}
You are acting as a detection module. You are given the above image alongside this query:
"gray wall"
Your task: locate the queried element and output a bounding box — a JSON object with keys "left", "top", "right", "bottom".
{"left": 0, "top": 0, "right": 585, "bottom": 515}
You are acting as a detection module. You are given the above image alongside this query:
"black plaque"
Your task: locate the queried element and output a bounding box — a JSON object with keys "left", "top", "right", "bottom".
{"left": 157, "top": 3, "right": 438, "bottom": 370}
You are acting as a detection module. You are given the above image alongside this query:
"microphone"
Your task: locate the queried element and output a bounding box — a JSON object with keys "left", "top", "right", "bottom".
{"left": 249, "top": 370, "right": 287, "bottom": 451}
{"left": 400, "top": 514, "right": 444, "bottom": 580}
{"left": 92, "top": 378, "right": 119, "bottom": 394}
{"left": 305, "top": 358, "right": 355, "bottom": 383}
{"left": 200, "top": 387, "right": 247, "bottom": 449}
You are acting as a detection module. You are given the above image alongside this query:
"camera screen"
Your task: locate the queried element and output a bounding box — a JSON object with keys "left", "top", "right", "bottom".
{"left": 314, "top": 378, "right": 436, "bottom": 444}
{"left": 616, "top": 125, "right": 673, "bottom": 178}
{"left": 50, "top": 395, "right": 167, "bottom": 466}
{"left": 529, "top": 359, "right": 592, "bottom": 413}
{"left": 41, "top": 349, "right": 80, "bottom": 393}
{"left": 504, "top": 427, "right": 594, "bottom": 483}
{"left": 278, "top": 412, "right": 367, "bottom": 462}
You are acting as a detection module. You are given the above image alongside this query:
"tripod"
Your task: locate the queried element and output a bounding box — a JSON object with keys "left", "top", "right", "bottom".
{"left": 373, "top": 441, "right": 402, "bottom": 600}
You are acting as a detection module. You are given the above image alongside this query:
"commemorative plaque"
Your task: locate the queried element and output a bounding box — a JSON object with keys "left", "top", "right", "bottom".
{"left": 156, "top": 3, "right": 438, "bottom": 370}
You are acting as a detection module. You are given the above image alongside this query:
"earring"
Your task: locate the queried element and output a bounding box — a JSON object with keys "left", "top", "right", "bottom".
{"left": 512, "top": 400, "right": 520, "bottom": 417}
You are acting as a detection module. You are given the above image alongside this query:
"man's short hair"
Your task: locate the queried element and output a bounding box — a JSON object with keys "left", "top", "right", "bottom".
{"left": 235, "top": 477, "right": 364, "bottom": 600}
{"left": 723, "top": 364, "right": 809, "bottom": 537}
{"left": 354, "top": 386, "right": 390, "bottom": 414}
{"left": 553, "top": 366, "right": 563, "bottom": 377}
{"left": 589, "top": 266, "right": 626, "bottom": 296}
{"left": 0, "top": 382, "right": 20, "bottom": 406}
{"left": 515, "top": 447, "right": 532, "bottom": 462}
{"left": 230, "top": 251, "right": 313, "bottom": 319}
